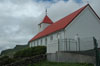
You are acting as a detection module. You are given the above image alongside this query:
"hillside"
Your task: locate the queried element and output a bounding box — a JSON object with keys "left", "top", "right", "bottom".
{"left": 1, "top": 44, "right": 28, "bottom": 57}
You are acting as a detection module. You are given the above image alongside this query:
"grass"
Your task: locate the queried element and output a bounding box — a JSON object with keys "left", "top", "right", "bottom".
{"left": 28, "top": 61, "right": 94, "bottom": 66}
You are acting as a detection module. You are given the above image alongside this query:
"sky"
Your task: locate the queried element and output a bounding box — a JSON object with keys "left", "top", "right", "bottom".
{"left": 0, "top": 0, "right": 100, "bottom": 52}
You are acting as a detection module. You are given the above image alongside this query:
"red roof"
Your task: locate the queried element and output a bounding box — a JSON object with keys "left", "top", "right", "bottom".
{"left": 29, "top": 4, "right": 92, "bottom": 42}
{"left": 41, "top": 15, "right": 53, "bottom": 24}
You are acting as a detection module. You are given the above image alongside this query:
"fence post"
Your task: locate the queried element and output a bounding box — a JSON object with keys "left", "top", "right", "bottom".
{"left": 69, "top": 39, "right": 70, "bottom": 51}
{"left": 76, "top": 41, "right": 77, "bottom": 51}
{"left": 58, "top": 39, "right": 59, "bottom": 52}
{"left": 93, "top": 37, "right": 100, "bottom": 66}
{"left": 66, "top": 38, "right": 67, "bottom": 51}
{"left": 75, "top": 34, "right": 80, "bottom": 51}
{"left": 78, "top": 37, "right": 80, "bottom": 51}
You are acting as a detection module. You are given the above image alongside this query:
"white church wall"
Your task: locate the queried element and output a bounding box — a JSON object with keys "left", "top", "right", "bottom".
{"left": 65, "top": 6, "right": 100, "bottom": 50}
{"left": 30, "top": 26, "right": 65, "bottom": 48}
{"left": 43, "top": 37, "right": 46, "bottom": 46}
{"left": 35, "top": 40, "right": 37, "bottom": 46}
{"left": 31, "top": 42, "right": 34, "bottom": 47}
{"left": 38, "top": 40, "right": 39, "bottom": 46}
{"left": 57, "top": 30, "right": 65, "bottom": 51}
{"left": 30, "top": 41, "right": 34, "bottom": 47}
{"left": 44, "top": 37, "right": 46, "bottom": 46}
{"left": 38, "top": 39, "right": 40, "bottom": 46}
{"left": 80, "top": 38, "right": 94, "bottom": 51}
{"left": 39, "top": 39, "right": 41, "bottom": 46}
{"left": 47, "top": 30, "right": 66, "bottom": 53}
{"left": 61, "top": 30, "right": 65, "bottom": 39}
{"left": 47, "top": 36, "right": 52, "bottom": 45}
{"left": 47, "top": 39, "right": 59, "bottom": 53}
{"left": 29, "top": 42, "right": 32, "bottom": 47}
{"left": 53, "top": 33, "right": 56, "bottom": 40}
{"left": 33, "top": 41, "right": 35, "bottom": 46}
{"left": 40, "top": 39, "right": 42, "bottom": 46}
{"left": 34, "top": 41, "right": 36, "bottom": 46}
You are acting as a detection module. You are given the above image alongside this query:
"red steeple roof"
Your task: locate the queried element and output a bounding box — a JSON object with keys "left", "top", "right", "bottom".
{"left": 41, "top": 15, "right": 53, "bottom": 24}
{"left": 29, "top": 4, "right": 99, "bottom": 42}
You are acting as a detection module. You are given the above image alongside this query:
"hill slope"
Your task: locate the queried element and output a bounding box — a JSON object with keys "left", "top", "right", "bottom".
{"left": 1, "top": 44, "right": 28, "bottom": 57}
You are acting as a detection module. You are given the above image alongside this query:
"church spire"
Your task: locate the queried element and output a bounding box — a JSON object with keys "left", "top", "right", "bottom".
{"left": 40, "top": 9, "right": 53, "bottom": 24}
{"left": 45, "top": 9, "right": 47, "bottom": 16}
{"left": 87, "top": 1, "right": 89, "bottom": 4}
{"left": 38, "top": 9, "right": 53, "bottom": 32}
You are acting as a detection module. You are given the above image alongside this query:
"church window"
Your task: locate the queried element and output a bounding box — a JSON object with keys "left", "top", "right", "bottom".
{"left": 34, "top": 41, "right": 35, "bottom": 46}
{"left": 41, "top": 39, "right": 42, "bottom": 45}
{"left": 37, "top": 40, "right": 38, "bottom": 46}
{"left": 40, "top": 24, "right": 41, "bottom": 28}
{"left": 57, "top": 33, "right": 60, "bottom": 39}
{"left": 45, "top": 38, "right": 47, "bottom": 45}
{"left": 50, "top": 35, "right": 53, "bottom": 40}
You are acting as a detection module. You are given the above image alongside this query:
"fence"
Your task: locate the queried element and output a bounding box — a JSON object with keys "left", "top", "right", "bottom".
{"left": 47, "top": 37, "right": 100, "bottom": 66}
{"left": 47, "top": 37, "right": 97, "bottom": 53}
{"left": 58, "top": 39, "right": 78, "bottom": 51}
{"left": 58, "top": 37, "right": 100, "bottom": 52}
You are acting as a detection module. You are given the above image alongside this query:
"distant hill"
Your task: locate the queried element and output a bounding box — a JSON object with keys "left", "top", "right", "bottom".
{"left": 1, "top": 44, "right": 28, "bottom": 57}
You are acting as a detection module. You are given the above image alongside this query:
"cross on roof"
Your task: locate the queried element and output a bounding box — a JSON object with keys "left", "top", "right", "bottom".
{"left": 45, "top": 9, "right": 47, "bottom": 15}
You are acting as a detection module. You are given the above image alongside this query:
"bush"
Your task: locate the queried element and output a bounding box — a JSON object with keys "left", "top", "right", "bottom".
{"left": 14, "top": 46, "right": 46, "bottom": 59}
{"left": 0, "top": 56, "right": 16, "bottom": 65}
{"left": 0, "top": 55, "right": 9, "bottom": 60}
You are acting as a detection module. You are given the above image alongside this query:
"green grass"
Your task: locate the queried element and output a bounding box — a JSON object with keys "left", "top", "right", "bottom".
{"left": 28, "top": 61, "right": 94, "bottom": 66}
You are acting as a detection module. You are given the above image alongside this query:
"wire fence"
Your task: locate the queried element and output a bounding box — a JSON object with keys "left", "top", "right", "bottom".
{"left": 58, "top": 37, "right": 100, "bottom": 52}
{"left": 47, "top": 37, "right": 100, "bottom": 66}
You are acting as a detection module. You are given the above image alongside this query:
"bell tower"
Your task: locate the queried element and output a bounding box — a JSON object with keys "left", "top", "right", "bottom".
{"left": 38, "top": 9, "right": 53, "bottom": 32}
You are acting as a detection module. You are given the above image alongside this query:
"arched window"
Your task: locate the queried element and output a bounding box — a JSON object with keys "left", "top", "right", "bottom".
{"left": 34, "top": 41, "right": 35, "bottom": 46}
{"left": 45, "top": 38, "right": 47, "bottom": 45}
{"left": 30, "top": 43, "right": 32, "bottom": 47}
{"left": 41, "top": 39, "right": 42, "bottom": 45}
{"left": 57, "top": 33, "right": 60, "bottom": 39}
{"left": 50, "top": 35, "right": 53, "bottom": 40}
{"left": 37, "top": 40, "right": 38, "bottom": 46}
{"left": 40, "top": 24, "right": 41, "bottom": 28}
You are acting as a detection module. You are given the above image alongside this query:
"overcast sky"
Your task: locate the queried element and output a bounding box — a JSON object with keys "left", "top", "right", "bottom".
{"left": 0, "top": 0, "right": 100, "bottom": 52}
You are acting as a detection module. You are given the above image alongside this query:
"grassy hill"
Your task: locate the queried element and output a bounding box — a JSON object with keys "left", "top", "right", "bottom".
{"left": 1, "top": 44, "right": 28, "bottom": 57}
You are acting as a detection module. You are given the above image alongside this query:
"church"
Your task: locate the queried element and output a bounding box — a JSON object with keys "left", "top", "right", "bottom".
{"left": 28, "top": 4, "right": 100, "bottom": 53}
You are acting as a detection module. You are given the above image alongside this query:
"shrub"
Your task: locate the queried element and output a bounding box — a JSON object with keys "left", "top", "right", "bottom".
{"left": 0, "top": 55, "right": 9, "bottom": 60}
{"left": 0, "top": 56, "right": 16, "bottom": 65}
{"left": 14, "top": 46, "right": 46, "bottom": 59}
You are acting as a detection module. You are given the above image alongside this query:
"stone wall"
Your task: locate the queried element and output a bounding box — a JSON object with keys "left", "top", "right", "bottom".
{"left": 5, "top": 54, "right": 46, "bottom": 66}
{"left": 47, "top": 52, "right": 95, "bottom": 64}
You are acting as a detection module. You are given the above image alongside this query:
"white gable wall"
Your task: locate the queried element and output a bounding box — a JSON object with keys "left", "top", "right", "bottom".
{"left": 65, "top": 6, "right": 100, "bottom": 50}
{"left": 65, "top": 6, "right": 100, "bottom": 39}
